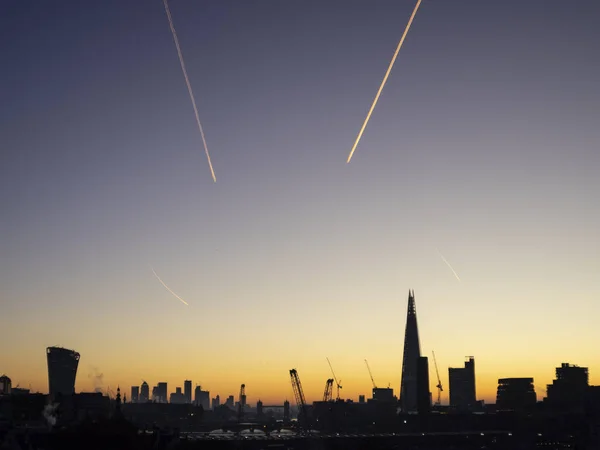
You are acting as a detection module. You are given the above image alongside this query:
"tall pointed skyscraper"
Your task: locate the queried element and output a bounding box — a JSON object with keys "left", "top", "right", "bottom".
{"left": 400, "top": 290, "right": 422, "bottom": 412}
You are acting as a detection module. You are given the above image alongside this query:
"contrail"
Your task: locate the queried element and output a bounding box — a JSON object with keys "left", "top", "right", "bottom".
{"left": 347, "top": 0, "right": 422, "bottom": 163}
{"left": 150, "top": 266, "right": 190, "bottom": 306}
{"left": 436, "top": 248, "right": 461, "bottom": 282}
{"left": 162, "top": 0, "right": 216, "bottom": 183}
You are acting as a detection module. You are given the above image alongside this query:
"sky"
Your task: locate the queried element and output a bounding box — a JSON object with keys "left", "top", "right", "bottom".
{"left": 1, "top": 0, "right": 599, "bottom": 406}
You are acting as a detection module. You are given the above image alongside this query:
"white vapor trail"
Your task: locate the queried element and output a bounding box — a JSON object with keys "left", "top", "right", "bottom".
{"left": 436, "top": 248, "right": 461, "bottom": 282}
{"left": 150, "top": 266, "right": 190, "bottom": 306}
{"left": 347, "top": 0, "right": 422, "bottom": 163}
{"left": 162, "top": 0, "right": 217, "bottom": 183}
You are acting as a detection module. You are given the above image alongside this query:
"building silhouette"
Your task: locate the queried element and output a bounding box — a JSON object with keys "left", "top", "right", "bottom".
{"left": 46, "top": 346, "right": 80, "bottom": 398}
{"left": 416, "top": 356, "right": 431, "bottom": 414}
{"left": 283, "top": 400, "right": 290, "bottom": 421}
{"left": 211, "top": 394, "right": 220, "bottom": 410}
{"left": 130, "top": 386, "right": 139, "bottom": 403}
{"left": 545, "top": 363, "right": 589, "bottom": 413}
{"left": 140, "top": 381, "right": 149, "bottom": 403}
{"left": 0, "top": 375, "right": 11, "bottom": 395}
{"left": 372, "top": 388, "right": 394, "bottom": 403}
{"left": 184, "top": 380, "right": 192, "bottom": 404}
{"left": 194, "top": 385, "right": 210, "bottom": 410}
{"left": 400, "top": 290, "right": 421, "bottom": 412}
{"left": 170, "top": 387, "right": 185, "bottom": 404}
{"left": 156, "top": 382, "right": 168, "bottom": 403}
{"left": 449, "top": 357, "right": 476, "bottom": 412}
{"left": 496, "top": 378, "right": 536, "bottom": 412}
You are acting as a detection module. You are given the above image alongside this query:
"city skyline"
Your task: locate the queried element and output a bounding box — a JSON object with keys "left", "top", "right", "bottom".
{"left": 3, "top": 296, "right": 597, "bottom": 407}
{"left": 1, "top": 0, "right": 599, "bottom": 406}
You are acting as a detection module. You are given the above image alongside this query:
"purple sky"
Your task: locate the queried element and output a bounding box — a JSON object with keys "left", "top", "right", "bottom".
{"left": 1, "top": 0, "right": 599, "bottom": 402}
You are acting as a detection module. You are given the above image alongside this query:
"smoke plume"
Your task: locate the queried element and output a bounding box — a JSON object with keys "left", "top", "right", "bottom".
{"left": 43, "top": 403, "right": 58, "bottom": 428}
{"left": 88, "top": 366, "right": 104, "bottom": 393}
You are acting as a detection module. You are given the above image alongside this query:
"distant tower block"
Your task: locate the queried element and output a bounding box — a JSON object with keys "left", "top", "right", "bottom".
{"left": 46, "top": 346, "right": 80, "bottom": 398}
{"left": 399, "top": 290, "right": 422, "bottom": 412}
{"left": 140, "top": 381, "right": 149, "bottom": 403}
{"left": 184, "top": 380, "right": 192, "bottom": 404}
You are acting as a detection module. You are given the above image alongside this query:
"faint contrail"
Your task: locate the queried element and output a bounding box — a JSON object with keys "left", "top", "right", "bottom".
{"left": 150, "top": 266, "right": 190, "bottom": 306}
{"left": 436, "top": 248, "right": 461, "bottom": 282}
{"left": 347, "top": 0, "right": 422, "bottom": 163}
{"left": 162, "top": 0, "right": 217, "bottom": 183}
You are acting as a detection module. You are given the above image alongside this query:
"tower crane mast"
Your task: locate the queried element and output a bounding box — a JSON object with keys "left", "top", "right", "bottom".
{"left": 364, "top": 359, "right": 378, "bottom": 389}
{"left": 326, "top": 357, "right": 342, "bottom": 401}
{"left": 432, "top": 351, "right": 443, "bottom": 406}
{"left": 323, "top": 379, "right": 333, "bottom": 402}
{"left": 289, "top": 369, "right": 309, "bottom": 428}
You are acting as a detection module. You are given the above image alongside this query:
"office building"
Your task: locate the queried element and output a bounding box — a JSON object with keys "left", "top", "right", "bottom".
{"left": 225, "top": 395, "right": 234, "bottom": 409}
{"left": 372, "top": 388, "right": 395, "bottom": 403}
{"left": 194, "top": 385, "right": 200, "bottom": 406}
{"left": 140, "top": 381, "right": 149, "bottom": 403}
{"left": 156, "top": 382, "right": 168, "bottom": 403}
{"left": 284, "top": 400, "right": 290, "bottom": 421}
{"left": 496, "top": 378, "right": 536, "bottom": 412}
{"left": 400, "top": 290, "right": 422, "bottom": 412}
{"left": 184, "top": 380, "right": 192, "bottom": 404}
{"left": 0, "top": 375, "right": 11, "bottom": 395}
{"left": 586, "top": 386, "right": 600, "bottom": 416}
{"left": 170, "top": 387, "right": 185, "bottom": 404}
{"left": 416, "top": 356, "right": 431, "bottom": 414}
{"left": 11, "top": 388, "right": 29, "bottom": 395}
{"left": 46, "top": 346, "right": 80, "bottom": 398}
{"left": 131, "top": 386, "right": 139, "bottom": 403}
{"left": 449, "top": 357, "right": 476, "bottom": 412}
{"left": 212, "top": 395, "right": 220, "bottom": 409}
{"left": 545, "top": 363, "right": 589, "bottom": 413}
{"left": 359, "top": 395, "right": 365, "bottom": 403}
{"left": 194, "top": 385, "right": 210, "bottom": 410}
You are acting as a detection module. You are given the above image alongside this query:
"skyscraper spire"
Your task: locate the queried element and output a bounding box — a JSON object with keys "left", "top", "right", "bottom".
{"left": 400, "top": 290, "right": 422, "bottom": 412}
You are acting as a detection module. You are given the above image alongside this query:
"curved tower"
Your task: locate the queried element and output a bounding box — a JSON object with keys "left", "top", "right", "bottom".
{"left": 47, "top": 346, "right": 80, "bottom": 398}
{"left": 399, "top": 290, "right": 421, "bottom": 412}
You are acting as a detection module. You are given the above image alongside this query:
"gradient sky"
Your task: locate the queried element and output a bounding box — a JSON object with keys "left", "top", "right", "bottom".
{"left": 1, "top": 0, "right": 599, "bottom": 406}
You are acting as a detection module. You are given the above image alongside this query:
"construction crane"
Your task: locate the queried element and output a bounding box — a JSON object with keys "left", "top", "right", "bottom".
{"left": 432, "top": 351, "right": 443, "bottom": 406}
{"left": 323, "top": 379, "right": 333, "bottom": 402}
{"left": 238, "top": 384, "right": 246, "bottom": 421}
{"left": 364, "top": 359, "right": 377, "bottom": 389}
{"left": 326, "top": 357, "right": 342, "bottom": 401}
{"left": 289, "top": 369, "right": 309, "bottom": 428}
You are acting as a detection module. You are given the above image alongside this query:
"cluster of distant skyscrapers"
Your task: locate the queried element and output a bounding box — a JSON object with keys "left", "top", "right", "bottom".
{"left": 129, "top": 380, "right": 222, "bottom": 411}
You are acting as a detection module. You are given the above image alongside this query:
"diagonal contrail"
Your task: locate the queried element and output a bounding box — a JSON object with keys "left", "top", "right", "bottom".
{"left": 436, "top": 248, "right": 461, "bottom": 282}
{"left": 150, "top": 266, "right": 190, "bottom": 306}
{"left": 162, "top": 0, "right": 217, "bottom": 183}
{"left": 347, "top": 0, "right": 422, "bottom": 163}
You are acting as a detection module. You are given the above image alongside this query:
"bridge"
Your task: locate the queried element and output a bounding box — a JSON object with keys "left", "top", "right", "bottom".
{"left": 218, "top": 421, "right": 295, "bottom": 434}
{"left": 178, "top": 429, "right": 572, "bottom": 449}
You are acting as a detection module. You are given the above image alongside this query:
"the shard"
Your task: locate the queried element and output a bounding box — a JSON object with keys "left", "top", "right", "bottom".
{"left": 400, "top": 290, "right": 421, "bottom": 412}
